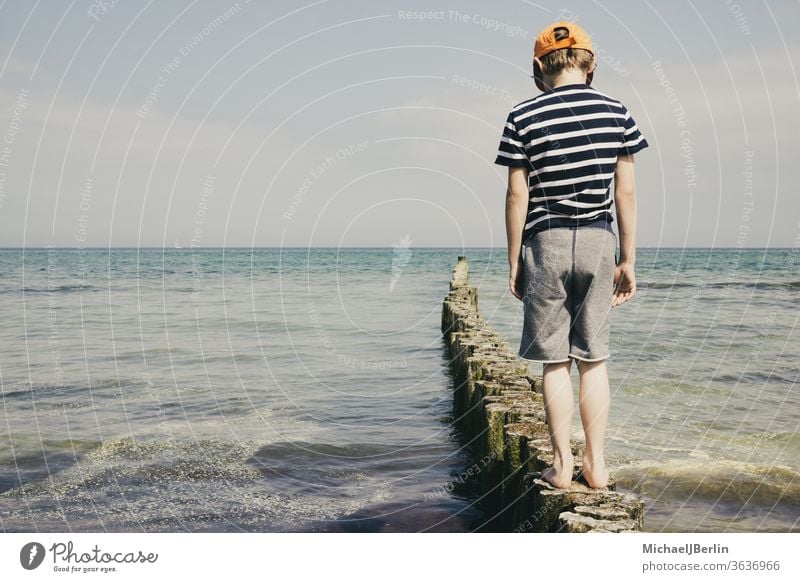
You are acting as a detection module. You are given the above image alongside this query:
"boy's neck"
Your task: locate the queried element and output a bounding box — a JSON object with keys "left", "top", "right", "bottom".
{"left": 548, "top": 69, "right": 588, "bottom": 89}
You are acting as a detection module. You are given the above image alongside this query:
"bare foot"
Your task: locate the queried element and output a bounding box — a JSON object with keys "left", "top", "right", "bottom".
{"left": 580, "top": 454, "right": 609, "bottom": 488}
{"left": 540, "top": 454, "right": 574, "bottom": 489}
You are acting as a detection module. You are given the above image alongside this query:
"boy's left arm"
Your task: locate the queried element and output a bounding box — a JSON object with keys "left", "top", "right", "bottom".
{"left": 505, "top": 166, "right": 529, "bottom": 301}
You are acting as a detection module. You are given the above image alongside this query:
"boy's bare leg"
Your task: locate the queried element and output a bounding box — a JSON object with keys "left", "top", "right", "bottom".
{"left": 576, "top": 359, "right": 610, "bottom": 488}
{"left": 541, "top": 360, "right": 575, "bottom": 488}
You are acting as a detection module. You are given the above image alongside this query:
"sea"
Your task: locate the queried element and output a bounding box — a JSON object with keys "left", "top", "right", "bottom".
{"left": 0, "top": 247, "right": 798, "bottom": 533}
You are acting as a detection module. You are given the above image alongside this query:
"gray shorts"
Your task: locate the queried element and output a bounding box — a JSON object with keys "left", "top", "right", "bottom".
{"left": 519, "top": 227, "right": 617, "bottom": 364}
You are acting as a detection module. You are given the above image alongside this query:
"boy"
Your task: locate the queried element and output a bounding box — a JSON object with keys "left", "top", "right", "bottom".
{"left": 494, "top": 21, "right": 648, "bottom": 489}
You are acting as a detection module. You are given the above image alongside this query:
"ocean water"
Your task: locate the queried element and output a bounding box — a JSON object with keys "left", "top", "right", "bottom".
{"left": 0, "top": 247, "right": 797, "bottom": 533}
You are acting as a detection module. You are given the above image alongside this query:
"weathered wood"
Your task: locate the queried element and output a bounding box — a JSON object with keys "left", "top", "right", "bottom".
{"left": 442, "top": 256, "right": 644, "bottom": 533}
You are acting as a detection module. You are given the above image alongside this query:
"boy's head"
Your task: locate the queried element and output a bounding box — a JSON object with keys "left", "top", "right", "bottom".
{"left": 532, "top": 21, "right": 596, "bottom": 91}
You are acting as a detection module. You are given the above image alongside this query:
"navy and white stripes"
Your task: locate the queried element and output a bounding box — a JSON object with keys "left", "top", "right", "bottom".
{"left": 495, "top": 83, "right": 648, "bottom": 242}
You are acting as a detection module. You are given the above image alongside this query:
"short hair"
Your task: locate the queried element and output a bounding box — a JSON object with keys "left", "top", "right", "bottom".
{"left": 539, "top": 47, "right": 594, "bottom": 75}
{"left": 538, "top": 26, "right": 594, "bottom": 75}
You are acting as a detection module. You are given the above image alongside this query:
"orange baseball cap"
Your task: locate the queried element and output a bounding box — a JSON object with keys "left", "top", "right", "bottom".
{"left": 534, "top": 21, "right": 594, "bottom": 59}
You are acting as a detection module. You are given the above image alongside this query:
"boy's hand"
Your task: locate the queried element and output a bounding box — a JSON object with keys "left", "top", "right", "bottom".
{"left": 509, "top": 261, "right": 524, "bottom": 301}
{"left": 612, "top": 262, "right": 636, "bottom": 307}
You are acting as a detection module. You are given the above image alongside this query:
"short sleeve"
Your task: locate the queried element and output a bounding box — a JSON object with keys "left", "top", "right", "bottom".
{"left": 494, "top": 111, "right": 529, "bottom": 167}
{"left": 619, "top": 106, "right": 649, "bottom": 156}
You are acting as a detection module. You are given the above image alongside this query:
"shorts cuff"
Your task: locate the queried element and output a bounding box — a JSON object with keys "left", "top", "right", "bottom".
{"left": 518, "top": 352, "right": 571, "bottom": 364}
{"left": 568, "top": 353, "right": 610, "bottom": 362}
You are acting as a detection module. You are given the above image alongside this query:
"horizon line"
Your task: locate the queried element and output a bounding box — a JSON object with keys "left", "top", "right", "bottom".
{"left": 0, "top": 246, "right": 795, "bottom": 250}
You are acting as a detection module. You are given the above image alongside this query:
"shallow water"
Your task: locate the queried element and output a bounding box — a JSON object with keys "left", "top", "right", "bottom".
{"left": 475, "top": 246, "right": 800, "bottom": 532}
{"left": 0, "top": 247, "right": 797, "bottom": 532}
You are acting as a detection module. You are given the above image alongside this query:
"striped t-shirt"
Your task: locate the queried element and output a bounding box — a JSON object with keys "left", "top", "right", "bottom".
{"left": 495, "top": 83, "right": 648, "bottom": 242}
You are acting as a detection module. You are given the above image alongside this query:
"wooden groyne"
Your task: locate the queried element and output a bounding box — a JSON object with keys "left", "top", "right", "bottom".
{"left": 441, "top": 256, "right": 645, "bottom": 533}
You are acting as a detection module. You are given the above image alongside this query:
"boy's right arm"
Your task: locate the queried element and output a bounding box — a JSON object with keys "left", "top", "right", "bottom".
{"left": 506, "top": 166, "right": 529, "bottom": 301}
{"left": 612, "top": 153, "right": 638, "bottom": 307}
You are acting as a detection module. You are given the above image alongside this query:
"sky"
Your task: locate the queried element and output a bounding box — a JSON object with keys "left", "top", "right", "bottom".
{"left": 0, "top": 0, "right": 798, "bottom": 248}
